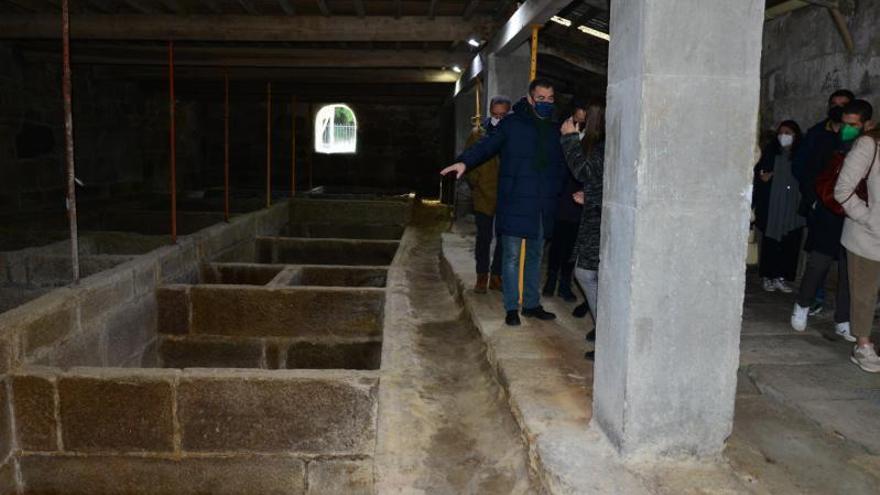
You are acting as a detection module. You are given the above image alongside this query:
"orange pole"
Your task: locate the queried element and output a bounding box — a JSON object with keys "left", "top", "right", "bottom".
{"left": 265, "top": 82, "right": 272, "bottom": 208}
{"left": 61, "top": 0, "right": 79, "bottom": 283}
{"left": 168, "top": 40, "right": 177, "bottom": 244}
{"left": 291, "top": 95, "right": 296, "bottom": 197}
{"left": 223, "top": 71, "right": 230, "bottom": 222}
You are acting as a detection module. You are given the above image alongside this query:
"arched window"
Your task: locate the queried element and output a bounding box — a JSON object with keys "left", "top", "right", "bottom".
{"left": 314, "top": 104, "right": 357, "bottom": 154}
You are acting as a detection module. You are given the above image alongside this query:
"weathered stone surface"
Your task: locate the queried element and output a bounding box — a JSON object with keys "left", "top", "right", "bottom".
{"left": 287, "top": 342, "right": 381, "bottom": 370}
{"left": 21, "top": 300, "right": 77, "bottom": 356}
{"left": 0, "top": 384, "right": 11, "bottom": 462}
{"left": 12, "top": 373, "right": 57, "bottom": 451}
{"left": 156, "top": 285, "right": 189, "bottom": 335}
{"left": 201, "top": 263, "right": 283, "bottom": 285}
{"left": 159, "top": 337, "right": 263, "bottom": 369}
{"left": 298, "top": 266, "right": 388, "bottom": 288}
{"left": 19, "top": 454, "right": 306, "bottom": 495}
{"left": 48, "top": 329, "right": 104, "bottom": 369}
{"left": 256, "top": 237, "right": 399, "bottom": 266}
{"left": 77, "top": 268, "right": 135, "bottom": 328}
{"left": 289, "top": 199, "right": 409, "bottom": 226}
{"left": 308, "top": 459, "right": 374, "bottom": 495}
{"left": 178, "top": 370, "right": 378, "bottom": 455}
{"left": 189, "top": 286, "right": 383, "bottom": 338}
{"left": 0, "top": 460, "right": 15, "bottom": 494}
{"left": 105, "top": 295, "right": 158, "bottom": 367}
{"left": 59, "top": 372, "right": 175, "bottom": 452}
{"left": 287, "top": 223, "right": 404, "bottom": 240}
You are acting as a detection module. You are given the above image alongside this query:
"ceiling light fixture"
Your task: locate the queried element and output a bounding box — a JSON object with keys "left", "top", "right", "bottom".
{"left": 452, "top": 65, "right": 462, "bottom": 73}
{"left": 467, "top": 38, "right": 481, "bottom": 48}
{"left": 550, "top": 16, "right": 572, "bottom": 27}
{"left": 578, "top": 25, "right": 610, "bottom": 41}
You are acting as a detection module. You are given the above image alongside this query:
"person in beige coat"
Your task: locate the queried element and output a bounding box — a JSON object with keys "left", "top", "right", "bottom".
{"left": 834, "top": 101, "right": 880, "bottom": 373}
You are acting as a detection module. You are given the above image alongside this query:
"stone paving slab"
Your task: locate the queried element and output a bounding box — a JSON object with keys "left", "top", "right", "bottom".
{"left": 796, "top": 399, "right": 880, "bottom": 455}
{"left": 739, "top": 334, "right": 847, "bottom": 365}
{"left": 747, "top": 362, "right": 880, "bottom": 401}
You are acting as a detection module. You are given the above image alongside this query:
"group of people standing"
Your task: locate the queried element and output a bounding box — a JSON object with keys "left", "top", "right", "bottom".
{"left": 752, "top": 89, "right": 880, "bottom": 373}
{"left": 441, "top": 78, "right": 605, "bottom": 360}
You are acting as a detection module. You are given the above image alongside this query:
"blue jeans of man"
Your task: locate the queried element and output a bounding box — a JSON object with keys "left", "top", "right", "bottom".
{"left": 501, "top": 219, "right": 544, "bottom": 312}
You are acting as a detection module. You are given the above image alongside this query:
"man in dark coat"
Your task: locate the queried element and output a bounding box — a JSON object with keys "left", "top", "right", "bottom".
{"left": 441, "top": 78, "right": 567, "bottom": 326}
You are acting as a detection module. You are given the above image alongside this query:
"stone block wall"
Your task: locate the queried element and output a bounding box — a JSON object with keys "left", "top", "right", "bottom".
{"left": 761, "top": 3, "right": 880, "bottom": 130}
{"left": 0, "top": 202, "right": 290, "bottom": 490}
{"left": 10, "top": 366, "right": 378, "bottom": 494}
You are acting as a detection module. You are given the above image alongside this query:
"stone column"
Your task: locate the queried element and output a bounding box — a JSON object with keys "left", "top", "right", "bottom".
{"left": 485, "top": 42, "right": 531, "bottom": 109}
{"left": 594, "top": 0, "right": 764, "bottom": 458}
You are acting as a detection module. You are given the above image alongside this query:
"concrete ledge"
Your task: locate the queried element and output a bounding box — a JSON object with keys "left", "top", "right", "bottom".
{"left": 157, "top": 285, "right": 385, "bottom": 338}
{"left": 256, "top": 237, "right": 400, "bottom": 266}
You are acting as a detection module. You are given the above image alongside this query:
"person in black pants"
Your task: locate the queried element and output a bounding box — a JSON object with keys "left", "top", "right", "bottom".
{"left": 543, "top": 173, "right": 581, "bottom": 302}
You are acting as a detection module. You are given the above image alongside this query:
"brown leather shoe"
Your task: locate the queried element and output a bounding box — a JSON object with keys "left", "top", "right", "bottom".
{"left": 474, "top": 273, "right": 489, "bottom": 294}
{"left": 489, "top": 275, "right": 502, "bottom": 291}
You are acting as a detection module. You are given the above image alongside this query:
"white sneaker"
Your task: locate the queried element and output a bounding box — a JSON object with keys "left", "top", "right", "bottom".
{"left": 835, "top": 322, "right": 856, "bottom": 343}
{"left": 774, "top": 278, "right": 793, "bottom": 293}
{"left": 791, "top": 303, "right": 809, "bottom": 332}
{"left": 851, "top": 345, "right": 880, "bottom": 373}
{"left": 762, "top": 278, "right": 777, "bottom": 292}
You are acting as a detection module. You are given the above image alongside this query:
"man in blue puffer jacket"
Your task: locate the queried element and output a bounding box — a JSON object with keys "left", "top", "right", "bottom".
{"left": 441, "top": 78, "right": 568, "bottom": 326}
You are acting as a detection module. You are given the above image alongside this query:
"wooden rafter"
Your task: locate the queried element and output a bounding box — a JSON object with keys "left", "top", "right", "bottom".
{"left": 0, "top": 15, "right": 494, "bottom": 42}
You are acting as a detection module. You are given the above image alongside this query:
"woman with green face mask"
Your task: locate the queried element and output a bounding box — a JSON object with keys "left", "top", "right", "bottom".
{"left": 834, "top": 99, "right": 880, "bottom": 373}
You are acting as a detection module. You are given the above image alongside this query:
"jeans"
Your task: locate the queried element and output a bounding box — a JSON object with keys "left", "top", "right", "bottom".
{"left": 796, "top": 248, "right": 850, "bottom": 324}
{"left": 846, "top": 250, "right": 880, "bottom": 338}
{"left": 574, "top": 267, "right": 598, "bottom": 322}
{"left": 501, "top": 220, "right": 544, "bottom": 312}
{"left": 474, "top": 212, "right": 502, "bottom": 275}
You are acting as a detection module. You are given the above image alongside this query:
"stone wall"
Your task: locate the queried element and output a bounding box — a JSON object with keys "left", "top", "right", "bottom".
{"left": 761, "top": 3, "right": 880, "bottom": 130}
{"left": 0, "top": 202, "right": 290, "bottom": 491}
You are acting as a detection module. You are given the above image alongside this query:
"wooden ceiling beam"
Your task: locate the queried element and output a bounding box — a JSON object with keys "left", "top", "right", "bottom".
{"left": 90, "top": 66, "right": 460, "bottom": 83}
{"left": 0, "top": 15, "right": 493, "bottom": 42}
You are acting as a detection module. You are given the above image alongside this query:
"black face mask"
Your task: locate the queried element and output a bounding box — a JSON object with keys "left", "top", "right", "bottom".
{"left": 828, "top": 105, "right": 845, "bottom": 124}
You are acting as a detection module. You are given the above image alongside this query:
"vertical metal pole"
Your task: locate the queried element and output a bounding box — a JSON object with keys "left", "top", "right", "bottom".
{"left": 168, "top": 40, "right": 177, "bottom": 244}
{"left": 475, "top": 77, "right": 482, "bottom": 123}
{"left": 265, "top": 81, "right": 272, "bottom": 208}
{"left": 224, "top": 71, "right": 230, "bottom": 222}
{"left": 291, "top": 95, "right": 296, "bottom": 197}
{"left": 61, "top": 0, "right": 79, "bottom": 283}
{"left": 520, "top": 25, "right": 540, "bottom": 304}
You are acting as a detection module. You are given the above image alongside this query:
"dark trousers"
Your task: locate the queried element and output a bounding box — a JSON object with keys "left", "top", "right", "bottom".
{"left": 758, "top": 228, "right": 803, "bottom": 281}
{"left": 544, "top": 220, "right": 579, "bottom": 294}
{"left": 474, "top": 211, "right": 502, "bottom": 275}
{"left": 797, "top": 247, "right": 850, "bottom": 323}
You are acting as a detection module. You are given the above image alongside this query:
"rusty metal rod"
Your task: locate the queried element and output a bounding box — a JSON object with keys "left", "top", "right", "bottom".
{"left": 62, "top": 0, "right": 79, "bottom": 283}
{"left": 169, "top": 39, "right": 177, "bottom": 243}
{"left": 291, "top": 95, "right": 296, "bottom": 197}
{"left": 266, "top": 81, "right": 272, "bottom": 208}
{"left": 224, "top": 70, "right": 230, "bottom": 222}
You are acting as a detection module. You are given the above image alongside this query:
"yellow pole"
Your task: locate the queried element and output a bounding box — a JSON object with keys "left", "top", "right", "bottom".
{"left": 520, "top": 25, "right": 540, "bottom": 305}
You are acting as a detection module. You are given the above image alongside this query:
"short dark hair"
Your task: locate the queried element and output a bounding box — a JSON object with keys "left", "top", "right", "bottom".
{"left": 828, "top": 89, "right": 855, "bottom": 105}
{"left": 528, "top": 78, "right": 554, "bottom": 96}
{"left": 842, "top": 99, "right": 873, "bottom": 122}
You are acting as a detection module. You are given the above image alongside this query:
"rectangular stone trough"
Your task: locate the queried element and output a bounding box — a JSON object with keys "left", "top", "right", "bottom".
{"left": 284, "top": 222, "right": 405, "bottom": 240}
{"left": 256, "top": 236, "right": 400, "bottom": 266}
{"left": 201, "top": 263, "right": 388, "bottom": 288}
{"left": 11, "top": 366, "right": 378, "bottom": 494}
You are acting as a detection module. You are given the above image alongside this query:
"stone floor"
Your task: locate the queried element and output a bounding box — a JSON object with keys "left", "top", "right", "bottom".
{"left": 441, "top": 221, "right": 880, "bottom": 494}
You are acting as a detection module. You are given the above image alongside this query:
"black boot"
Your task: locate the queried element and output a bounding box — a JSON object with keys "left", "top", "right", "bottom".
{"left": 505, "top": 310, "right": 521, "bottom": 326}
{"left": 522, "top": 306, "right": 557, "bottom": 320}
{"left": 585, "top": 329, "right": 596, "bottom": 342}
{"left": 572, "top": 301, "right": 590, "bottom": 318}
{"left": 584, "top": 350, "right": 595, "bottom": 361}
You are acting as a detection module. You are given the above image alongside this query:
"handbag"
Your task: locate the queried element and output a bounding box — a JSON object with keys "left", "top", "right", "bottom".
{"left": 815, "top": 139, "right": 878, "bottom": 216}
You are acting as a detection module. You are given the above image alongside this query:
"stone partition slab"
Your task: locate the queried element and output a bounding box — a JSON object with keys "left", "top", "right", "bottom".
{"left": 159, "top": 335, "right": 381, "bottom": 370}
{"left": 177, "top": 369, "right": 378, "bottom": 455}
{"left": 160, "top": 285, "right": 385, "bottom": 339}
{"left": 19, "top": 454, "right": 307, "bottom": 495}
{"left": 200, "top": 262, "right": 284, "bottom": 285}
{"left": 296, "top": 266, "right": 388, "bottom": 288}
{"left": 256, "top": 237, "right": 400, "bottom": 266}
{"left": 288, "top": 198, "right": 411, "bottom": 226}
{"left": 285, "top": 223, "right": 405, "bottom": 240}
{"left": 58, "top": 369, "right": 177, "bottom": 453}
